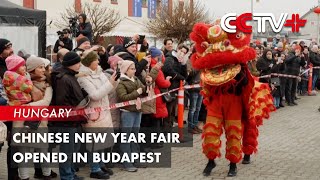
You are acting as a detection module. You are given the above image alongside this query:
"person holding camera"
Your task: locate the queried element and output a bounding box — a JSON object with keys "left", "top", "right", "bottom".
{"left": 77, "top": 14, "right": 93, "bottom": 43}
{"left": 53, "top": 29, "right": 73, "bottom": 53}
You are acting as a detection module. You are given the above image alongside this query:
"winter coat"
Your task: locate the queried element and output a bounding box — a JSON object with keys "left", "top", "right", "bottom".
{"left": 77, "top": 65, "right": 114, "bottom": 150}
{"left": 285, "top": 52, "right": 306, "bottom": 76}
{"left": 2, "top": 71, "right": 32, "bottom": 106}
{"left": 0, "top": 57, "right": 7, "bottom": 79}
{"left": 270, "top": 62, "right": 285, "bottom": 97}
{"left": 256, "top": 56, "right": 278, "bottom": 83}
{"left": 104, "top": 69, "right": 120, "bottom": 128}
{"left": 116, "top": 75, "right": 147, "bottom": 112}
{"left": 256, "top": 57, "right": 276, "bottom": 77}
{"left": 150, "top": 59, "right": 171, "bottom": 118}
{"left": 52, "top": 62, "right": 62, "bottom": 71}
{"left": 310, "top": 51, "right": 320, "bottom": 75}
{"left": 77, "top": 22, "right": 93, "bottom": 42}
{"left": 187, "top": 69, "right": 201, "bottom": 93}
{"left": 162, "top": 51, "right": 188, "bottom": 91}
{"left": 11, "top": 86, "right": 52, "bottom": 148}
{"left": 51, "top": 66, "right": 86, "bottom": 127}
{"left": 53, "top": 38, "right": 73, "bottom": 53}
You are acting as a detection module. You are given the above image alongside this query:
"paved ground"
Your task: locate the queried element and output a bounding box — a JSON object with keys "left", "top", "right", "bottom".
{"left": 1, "top": 94, "right": 320, "bottom": 180}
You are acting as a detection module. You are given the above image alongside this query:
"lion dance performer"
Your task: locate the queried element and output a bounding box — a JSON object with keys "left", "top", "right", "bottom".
{"left": 189, "top": 22, "right": 275, "bottom": 177}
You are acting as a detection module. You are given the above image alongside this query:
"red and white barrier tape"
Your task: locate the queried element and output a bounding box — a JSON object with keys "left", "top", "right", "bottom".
{"left": 259, "top": 66, "right": 320, "bottom": 79}
{"left": 69, "top": 84, "right": 201, "bottom": 116}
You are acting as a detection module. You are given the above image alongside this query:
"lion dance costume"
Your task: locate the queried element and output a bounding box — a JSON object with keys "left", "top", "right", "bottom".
{"left": 189, "top": 22, "right": 275, "bottom": 177}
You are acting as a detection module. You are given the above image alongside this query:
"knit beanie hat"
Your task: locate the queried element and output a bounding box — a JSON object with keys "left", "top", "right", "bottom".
{"left": 123, "top": 37, "right": 136, "bottom": 49}
{"left": 77, "top": 37, "right": 90, "bottom": 47}
{"left": 149, "top": 47, "right": 162, "bottom": 58}
{"left": 26, "top": 55, "right": 45, "bottom": 72}
{"left": 81, "top": 51, "right": 99, "bottom": 67}
{"left": 120, "top": 60, "right": 134, "bottom": 74}
{"left": 43, "top": 58, "right": 51, "bottom": 67}
{"left": 277, "top": 42, "right": 283, "bottom": 49}
{"left": 108, "top": 55, "right": 123, "bottom": 69}
{"left": 5, "top": 55, "right": 25, "bottom": 72}
{"left": 62, "top": 52, "right": 81, "bottom": 67}
{"left": 0, "top": 39, "right": 11, "bottom": 54}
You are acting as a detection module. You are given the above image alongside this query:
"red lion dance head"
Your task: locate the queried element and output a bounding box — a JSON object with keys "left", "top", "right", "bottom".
{"left": 190, "top": 21, "right": 256, "bottom": 70}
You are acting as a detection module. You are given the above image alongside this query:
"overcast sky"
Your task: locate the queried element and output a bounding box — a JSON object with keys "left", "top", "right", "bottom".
{"left": 203, "top": 0, "right": 318, "bottom": 18}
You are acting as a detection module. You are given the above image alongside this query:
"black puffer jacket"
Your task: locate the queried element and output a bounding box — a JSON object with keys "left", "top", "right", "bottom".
{"left": 162, "top": 51, "right": 187, "bottom": 90}
{"left": 187, "top": 69, "right": 201, "bottom": 92}
{"left": 118, "top": 51, "right": 148, "bottom": 81}
{"left": 310, "top": 51, "right": 320, "bottom": 75}
{"left": 0, "top": 57, "right": 7, "bottom": 79}
{"left": 285, "top": 52, "right": 306, "bottom": 76}
{"left": 51, "top": 67, "right": 86, "bottom": 126}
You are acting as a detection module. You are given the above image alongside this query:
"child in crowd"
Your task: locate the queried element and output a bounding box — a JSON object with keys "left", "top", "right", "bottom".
{"left": 2, "top": 55, "right": 32, "bottom": 106}
{"left": 116, "top": 60, "right": 151, "bottom": 172}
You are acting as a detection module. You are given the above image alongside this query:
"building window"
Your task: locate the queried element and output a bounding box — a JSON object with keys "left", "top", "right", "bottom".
{"left": 111, "top": 0, "right": 118, "bottom": 4}
{"left": 142, "top": 0, "right": 147, "bottom": 8}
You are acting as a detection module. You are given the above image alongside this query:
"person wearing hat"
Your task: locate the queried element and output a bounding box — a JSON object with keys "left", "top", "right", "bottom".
{"left": 284, "top": 45, "right": 306, "bottom": 106}
{"left": 116, "top": 60, "right": 151, "bottom": 172}
{"left": 11, "top": 56, "right": 53, "bottom": 180}
{"left": 77, "top": 13, "right": 93, "bottom": 43}
{"left": 118, "top": 37, "right": 152, "bottom": 82}
{"left": 0, "top": 38, "right": 13, "bottom": 78}
{"left": 50, "top": 51, "right": 86, "bottom": 180}
{"left": 149, "top": 47, "right": 171, "bottom": 143}
{"left": 2, "top": 55, "right": 32, "bottom": 106}
{"left": 104, "top": 55, "right": 123, "bottom": 129}
{"left": 0, "top": 39, "right": 20, "bottom": 180}
{"left": 73, "top": 36, "right": 91, "bottom": 55}
{"left": 77, "top": 51, "right": 116, "bottom": 179}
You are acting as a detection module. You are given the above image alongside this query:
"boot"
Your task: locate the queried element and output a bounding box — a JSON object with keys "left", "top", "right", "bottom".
{"left": 202, "top": 160, "right": 216, "bottom": 176}
{"left": 227, "top": 163, "right": 237, "bottom": 177}
{"left": 242, "top": 154, "right": 251, "bottom": 164}
{"left": 279, "top": 101, "right": 285, "bottom": 107}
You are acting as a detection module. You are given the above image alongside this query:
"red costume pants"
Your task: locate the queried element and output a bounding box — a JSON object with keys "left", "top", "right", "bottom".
{"left": 202, "top": 93, "right": 243, "bottom": 163}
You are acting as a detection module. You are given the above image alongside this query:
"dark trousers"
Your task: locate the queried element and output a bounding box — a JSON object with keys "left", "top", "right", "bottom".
{"left": 280, "top": 77, "right": 287, "bottom": 98}
{"left": 163, "top": 99, "right": 177, "bottom": 130}
{"left": 285, "top": 78, "right": 298, "bottom": 104}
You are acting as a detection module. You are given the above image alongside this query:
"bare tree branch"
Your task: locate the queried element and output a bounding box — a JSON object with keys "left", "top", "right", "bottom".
{"left": 147, "top": 1, "right": 212, "bottom": 44}
{"left": 55, "top": 2, "right": 122, "bottom": 44}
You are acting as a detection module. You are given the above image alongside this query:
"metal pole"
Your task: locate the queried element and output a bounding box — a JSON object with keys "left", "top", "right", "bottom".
{"left": 317, "top": 14, "right": 319, "bottom": 45}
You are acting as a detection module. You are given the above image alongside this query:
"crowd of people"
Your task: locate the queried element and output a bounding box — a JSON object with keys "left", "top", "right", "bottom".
{"left": 249, "top": 36, "right": 320, "bottom": 108}
{"left": 0, "top": 28, "right": 204, "bottom": 179}
{"left": 0, "top": 13, "right": 320, "bottom": 179}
